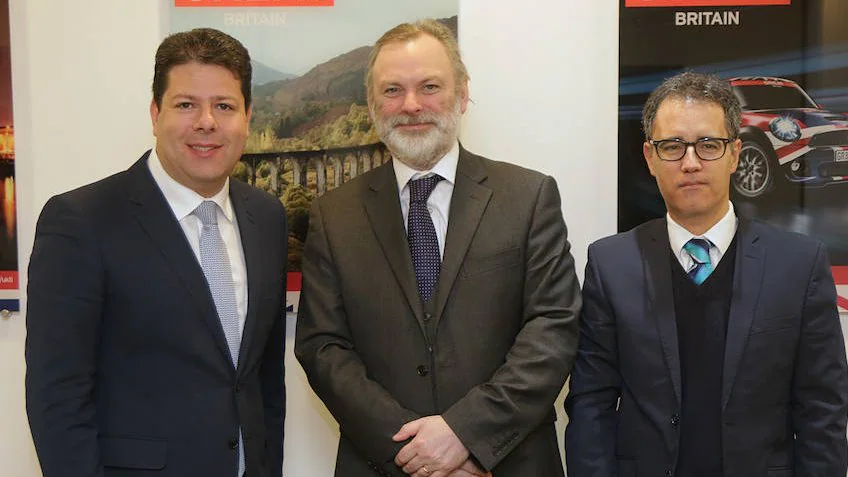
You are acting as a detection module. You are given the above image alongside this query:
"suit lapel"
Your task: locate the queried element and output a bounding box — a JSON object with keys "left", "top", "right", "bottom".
{"left": 126, "top": 153, "right": 234, "bottom": 367}
{"left": 722, "top": 219, "right": 765, "bottom": 410}
{"left": 363, "top": 162, "right": 424, "bottom": 324}
{"left": 231, "top": 180, "right": 261, "bottom": 374}
{"left": 638, "top": 219, "right": 682, "bottom": 406}
{"left": 432, "top": 150, "right": 491, "bottom": 325}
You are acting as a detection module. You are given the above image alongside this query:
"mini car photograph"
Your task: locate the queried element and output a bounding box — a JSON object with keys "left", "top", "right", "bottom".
{"left": 730, "top": 76, "right": 848, "bottom": 199}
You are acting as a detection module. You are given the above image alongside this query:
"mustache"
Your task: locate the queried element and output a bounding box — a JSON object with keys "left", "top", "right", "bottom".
{"left": 384, "top": 111, "right": 446, "bottom": 129}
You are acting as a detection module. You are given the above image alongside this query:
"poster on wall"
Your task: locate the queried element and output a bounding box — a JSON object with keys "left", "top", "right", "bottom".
{"left": 618, "top": 0, "right": 848, "bottom": 312}
{"left": 168, "top": 0, "right": 459, "bottom": 311}
{"left": 0, "top": 0, "right": 17, "bottom": 312}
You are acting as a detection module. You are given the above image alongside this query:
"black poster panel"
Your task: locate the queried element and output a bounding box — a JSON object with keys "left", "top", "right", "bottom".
{"left": 619, "top": 0, "right": 848, "bottom": 273}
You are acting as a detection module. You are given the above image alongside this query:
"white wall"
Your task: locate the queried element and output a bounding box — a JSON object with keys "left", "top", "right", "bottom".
{"left": 458, "top": 3, "right": 618, "bottom": 471}
{"left": 3, "top": 1, "right": 163, "bottom": 476}
{"left": 3, "top": 1, "right": 842, "bottom": 477}
{"left": 459, "top": 1, "right": 619, "bottom": 270}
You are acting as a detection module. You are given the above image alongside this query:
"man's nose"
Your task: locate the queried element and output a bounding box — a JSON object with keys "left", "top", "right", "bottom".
{"left": 193, "top": 105, "right": 218, "bottom": 131}
{"left": 400, "top": 91, "right": 423, "bottom": 115}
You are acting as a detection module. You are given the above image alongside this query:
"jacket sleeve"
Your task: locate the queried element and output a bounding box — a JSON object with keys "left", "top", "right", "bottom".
{"left": 791, "top": 243, "right": 848, "bottom": 476}
{"left": 260, "top": 201, "right": 288, "bottom": 477}
{"left": 25, "top": 195, "right": 106, "bottom": 477}
{"left": 440, "top": 175, "right": 582, "bottom": 471}
{"left": 563, "top": 242, "right": 620, "bottom": 477}
{"left": 295, "top": 199, "right": 419, "bottom": 477}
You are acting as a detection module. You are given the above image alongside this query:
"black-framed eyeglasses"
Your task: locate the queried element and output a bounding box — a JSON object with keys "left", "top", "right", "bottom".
{"left": 648, "top": 137, "right": 734, "bottom": 162}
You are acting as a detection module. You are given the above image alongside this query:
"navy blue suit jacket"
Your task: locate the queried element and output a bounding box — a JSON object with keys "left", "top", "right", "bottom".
{"left": 565, "top": 217, "right": 848, "bottom": 477}
{"left": 26, "top": 153, "right": 287, "bottom": 477}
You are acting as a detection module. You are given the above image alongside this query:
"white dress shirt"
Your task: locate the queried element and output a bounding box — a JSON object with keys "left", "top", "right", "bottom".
{"left": 147, "top": 149, "right": 248, "bottom": 335}
{"left": 393, "top": 141, "right": 460, "bottom": 259}
{"left": 667, "top": 202, "right": 738, "bottom": 274}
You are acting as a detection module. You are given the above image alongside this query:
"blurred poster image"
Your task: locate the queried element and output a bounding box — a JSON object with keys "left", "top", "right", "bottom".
{"left": 618, "top": 0, "right": 848, "bottom": 310}
{"left": 169, "top": 0, "right": 458, "bottom": 310}
{"left": 0, "top": 0, "right": 17, "bottom": 311}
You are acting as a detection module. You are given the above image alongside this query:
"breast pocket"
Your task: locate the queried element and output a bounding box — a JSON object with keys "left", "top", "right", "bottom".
{"left": 460, "top": 247, "right": 521, "bottom": 278}
{"left": 750, "top": 314, "right": 797, "bottom": 335}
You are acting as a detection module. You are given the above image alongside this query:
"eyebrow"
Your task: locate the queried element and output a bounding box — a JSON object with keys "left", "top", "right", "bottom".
{"left": 170, "top": 94, "right": 239, "bottom": 102}
{"left": 379, "top": 76, "right": 445, "bottom": 87}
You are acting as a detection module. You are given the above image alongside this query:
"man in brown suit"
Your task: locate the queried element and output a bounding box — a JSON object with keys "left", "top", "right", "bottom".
{"left": 295, "top": 19, "right": 581, "bottom": 477}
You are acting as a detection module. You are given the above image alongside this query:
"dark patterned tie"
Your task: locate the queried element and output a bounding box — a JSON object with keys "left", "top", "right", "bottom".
{"left": 408, "top": 174, "right": 444, "bottom": 302}
{"left": 684, "top": 238, "right": 714, "bottom": 285}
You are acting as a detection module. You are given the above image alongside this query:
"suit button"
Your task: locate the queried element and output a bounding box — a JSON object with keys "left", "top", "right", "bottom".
{"left": 416, "top": 365, "right": 429, "bottom": 377}
{"left": 423, "top": 313, "right": 432, "bottom": 323}
{"left": 670, "top": 414, "right": 680, "bottom": 427}
{"left": 665, "top": 470, "right": 672, "bottom": 477}
{"left": 235, "top": 383, "right": 241, "bottom": 394}
{"left": 228, "top": 438, "right": 238, "bottom": 449}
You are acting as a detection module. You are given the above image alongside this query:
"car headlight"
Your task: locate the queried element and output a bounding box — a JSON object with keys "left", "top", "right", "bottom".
{"left": 769, "top": 117, "right": 802, "bottom": 142}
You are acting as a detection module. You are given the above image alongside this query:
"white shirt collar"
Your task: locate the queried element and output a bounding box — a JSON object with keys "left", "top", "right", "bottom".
{"left": 667, "top": 201, "right": 738, "bottom": 256}
{"left": 393, "top": 141, "right": 459, "bottom": 192}
{"left": 147, "top": 148, "right": 233, "bottom": 223}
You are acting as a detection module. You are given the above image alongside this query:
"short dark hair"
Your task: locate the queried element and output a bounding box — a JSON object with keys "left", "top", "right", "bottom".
{"left": 642, "top": 71, "right": 741, "bottom": 140}
{"left": 152, "top": 28, "right": 252, "bottom": 108}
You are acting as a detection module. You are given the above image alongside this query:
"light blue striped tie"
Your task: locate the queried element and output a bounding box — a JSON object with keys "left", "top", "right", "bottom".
{"left": 683, "top": 238, "right": 714, "bottom": 285}
{"left": 194, "top": 200, "right": 245, "bottom": 476}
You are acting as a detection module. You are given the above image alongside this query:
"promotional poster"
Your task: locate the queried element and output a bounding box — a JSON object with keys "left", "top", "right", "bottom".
{"left": 169, "top": 0, "right": 459, "bottom": 309}
{"left": 619, "top": 0, "right": 848, "bottom": 311}
{"left": 0, "top": 0, "right": 17, "bottom": 312}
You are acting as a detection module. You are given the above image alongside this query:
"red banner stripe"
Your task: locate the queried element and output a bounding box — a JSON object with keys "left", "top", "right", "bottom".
{"left": 0, "top": 270, "right": 17, "bottom": 289}
{"left": 833, "top": 266, "right": 848, "bottom": 284}
{"left": 175, "top": 0, "right": 333, "bottom": 7}
{"left": 287, "top": 271, "right": 302, "bottom": 291}
{"left": 626, "top": 0, "right": 790, "bottom": 6}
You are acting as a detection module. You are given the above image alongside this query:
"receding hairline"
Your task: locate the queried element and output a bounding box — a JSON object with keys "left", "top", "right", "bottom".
{"left": 371, "top": 33, "right": 455, "bottom": 71}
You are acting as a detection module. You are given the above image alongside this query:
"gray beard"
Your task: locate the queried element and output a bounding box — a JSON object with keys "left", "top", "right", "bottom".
{"left": 374, "top": 102, "right": 461, "bottom": 171}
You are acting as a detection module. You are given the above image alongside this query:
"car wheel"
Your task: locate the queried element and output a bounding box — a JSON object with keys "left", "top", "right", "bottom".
{"left": 733, "top": 139, "right": 778, "bottom": 198}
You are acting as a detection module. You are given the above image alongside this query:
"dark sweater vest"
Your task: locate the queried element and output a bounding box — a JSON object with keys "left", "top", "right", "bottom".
{"left": 672, "top": 236, "right": 738, "bottom": 477}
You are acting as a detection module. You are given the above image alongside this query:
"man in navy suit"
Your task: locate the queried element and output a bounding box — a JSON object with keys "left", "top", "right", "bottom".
{"left": 565, "top": 71, "right": 848, "bottom": 477}
{"left": 25, "top": 28, "right": 287, "bottom": 477}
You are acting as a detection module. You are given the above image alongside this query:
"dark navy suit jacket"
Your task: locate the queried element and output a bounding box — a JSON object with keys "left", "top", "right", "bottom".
{"left": 26, "top": 152, "right": 287, "bottom": 477}
{"left": 565, "top": 217, "right": 848, "bottom": 477}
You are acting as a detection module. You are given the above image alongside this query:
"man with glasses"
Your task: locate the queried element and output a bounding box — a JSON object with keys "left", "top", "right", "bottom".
{"left": 564, "top": 71, "right": 847, "bottom": 477}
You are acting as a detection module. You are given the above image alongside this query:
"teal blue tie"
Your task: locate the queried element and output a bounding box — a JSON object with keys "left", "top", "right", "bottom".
{"left": 683, "top": 238, "right": 714, "bottom": 285}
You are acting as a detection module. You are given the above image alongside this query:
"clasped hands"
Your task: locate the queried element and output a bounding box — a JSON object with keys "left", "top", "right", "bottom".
{"left": 393, "top": 415, "right": 491, "bottom": 477}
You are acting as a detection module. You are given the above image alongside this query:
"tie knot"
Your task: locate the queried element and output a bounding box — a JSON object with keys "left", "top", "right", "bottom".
{"left": 193, "top": 200, "right": 219, "bottom": 226}
{"left": 684, "top": 238, "right": 712, "bottom": 264}
{"left": 409, "top": 174, "right": 444, "bottom": 203}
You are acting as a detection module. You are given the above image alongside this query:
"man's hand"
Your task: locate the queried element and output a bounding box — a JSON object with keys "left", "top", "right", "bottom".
{"left": 447, "top": 460, "right": 491, "bottom": 477}
{"left": 393, "top": 415, "right": 469, "bottom": 477}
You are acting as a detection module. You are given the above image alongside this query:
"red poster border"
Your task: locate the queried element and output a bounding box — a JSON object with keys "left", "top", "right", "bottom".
{"left": 175, "top": 0, "right": 333, "bottom": 7}
{"left": 833, "top": 267, "right": 848, "bottom": 311}
{"left": 625, "top": 0, "right": 790, "bottom": 6}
